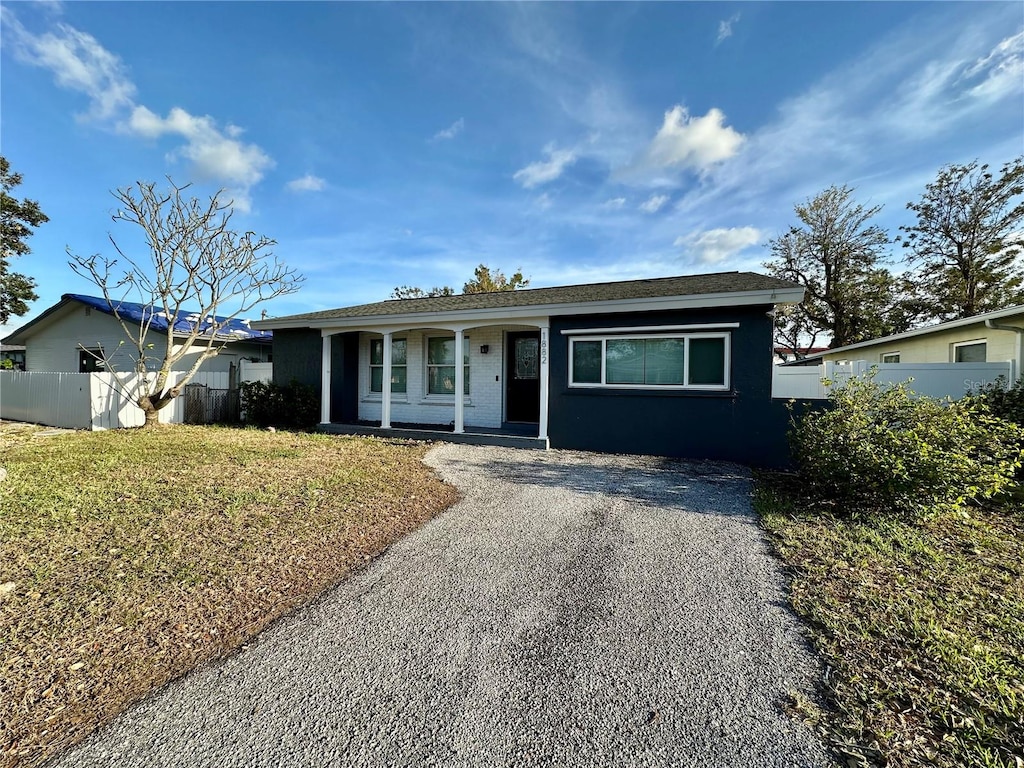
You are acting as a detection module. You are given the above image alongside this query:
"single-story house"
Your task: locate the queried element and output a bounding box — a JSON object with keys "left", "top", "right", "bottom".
{"left": 253, "top": 271, "right": 806, "bottom": 465}
{"left": 802, "top": 304, "right": 1024, "bottom": 379}
{"left": 2, "top": 294, "right": 272, "bottom": 380}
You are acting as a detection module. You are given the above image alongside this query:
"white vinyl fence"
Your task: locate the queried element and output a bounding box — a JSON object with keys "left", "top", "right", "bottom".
{"left": 1, "top": 366, "right": 270, "bottom": 430}
{"left": 772, "top": 360, "right": 1014, "bottom": 400}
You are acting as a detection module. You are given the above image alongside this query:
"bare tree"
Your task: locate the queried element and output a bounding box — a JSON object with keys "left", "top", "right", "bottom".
{"left": 69, "top": 180, "right": 303, "bottom": 427}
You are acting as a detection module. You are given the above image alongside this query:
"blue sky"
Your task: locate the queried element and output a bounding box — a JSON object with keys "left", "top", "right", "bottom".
{"left": 1, "top": 1, "right": 1022, "bottom": 333}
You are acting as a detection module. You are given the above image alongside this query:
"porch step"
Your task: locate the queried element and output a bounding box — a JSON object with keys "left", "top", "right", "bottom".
{"left": 317, "top": 423, "right": 549, "bottom": 450}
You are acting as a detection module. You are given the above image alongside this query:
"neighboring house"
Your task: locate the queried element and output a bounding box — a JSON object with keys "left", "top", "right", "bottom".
{"left": 804, "top": 305, "right": 1024, "bottom": 379}
{"left": 253, "top": 272, "right": 805, "bottom": 465}
{"left": 773, "top": 345, "right": 829, "bottom": 364}
{"left": 1, "top": 344, "right": 26, "bottom": 370}
{"left": 2, "top": 294, "right": 272, "bottom": 378}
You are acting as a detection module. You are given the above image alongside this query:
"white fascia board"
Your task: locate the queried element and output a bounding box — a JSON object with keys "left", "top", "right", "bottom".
{"left": 264, "top": 287, "right": 804, "bottom": 333}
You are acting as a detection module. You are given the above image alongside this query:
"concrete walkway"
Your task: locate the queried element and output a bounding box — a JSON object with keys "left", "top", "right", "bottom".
{"left": 50, "top": 444, "right": 832, "bottom": 768}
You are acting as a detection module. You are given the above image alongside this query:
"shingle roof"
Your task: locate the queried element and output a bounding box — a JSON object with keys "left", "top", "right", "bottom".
{"left": 263, "top": 272, "right": 800, "bottom": 324}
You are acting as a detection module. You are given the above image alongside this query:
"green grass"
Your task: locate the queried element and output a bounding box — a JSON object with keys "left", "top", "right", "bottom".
{"left": 0, "top": 425, "right": 457, "bottom": 768}
{"left": 756, "top": 475, "right": 1024, "bottom": 767}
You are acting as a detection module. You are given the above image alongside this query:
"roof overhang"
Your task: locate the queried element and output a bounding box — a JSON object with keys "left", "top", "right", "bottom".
{"left": 255, "top": 287, "right": 806, "bottom": 332}
{"left": 801, "top": 304, "right": 1024, "bottom": 362}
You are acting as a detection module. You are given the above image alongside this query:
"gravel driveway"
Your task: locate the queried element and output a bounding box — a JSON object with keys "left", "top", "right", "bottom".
{"left": 50, "top": 444, "right": 832, "bottom": 768}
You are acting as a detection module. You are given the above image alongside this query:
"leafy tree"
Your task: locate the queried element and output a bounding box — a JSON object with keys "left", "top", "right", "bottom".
{"left": 69, "top": 180, "right": 303, "bottom": 427}
{"left": 391, "top": 284, "right": 456, "bottom": 299}
{"left": 900, "top": 157, "right": 1024, "bottom": 320}
{"left": 391, "top": 264, "right": 529, "bottom": 299}
{"left": 462, "top": 264, "right": 529, "bottom": 294}
{"left": 0, "top": 156, "right": 49, "bottom": 323}
{"left": 764, "top": 185, "right": 898, "bottom": 350}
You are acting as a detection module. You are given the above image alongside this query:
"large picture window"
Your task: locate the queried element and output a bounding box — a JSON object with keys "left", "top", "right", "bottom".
{"left": 427, "top": 336, "right": 470, "bottom": 395}
{"left": 369, "top": 337, "right": 407, "bottom": 393}
{"left": 569, "top": 333, "right": 729, "bottom": 390}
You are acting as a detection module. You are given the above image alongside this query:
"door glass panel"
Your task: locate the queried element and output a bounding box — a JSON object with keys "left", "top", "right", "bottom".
{"left": 515, "top": 338, "right": 539, "bottom": 379}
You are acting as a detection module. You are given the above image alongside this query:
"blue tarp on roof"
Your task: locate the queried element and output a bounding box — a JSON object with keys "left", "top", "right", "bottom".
{"left": 66, "top": 294, "right": 273, "bottom": 342}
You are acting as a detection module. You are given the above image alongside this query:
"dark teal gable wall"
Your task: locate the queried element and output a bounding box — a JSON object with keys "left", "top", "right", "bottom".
{"left": 548, "top": 305, "right": 796, "bottom": 467}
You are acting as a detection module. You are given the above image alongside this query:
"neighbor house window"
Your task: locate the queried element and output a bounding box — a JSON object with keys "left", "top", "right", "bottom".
{"left": 881, "top": 352, "right": 901, "bottom": 363}
{"left": 426, "top": 336, "right": 470, "bottom": 395}
{"left": 953, "top": 340, "right": 986, "bottom": 363}
{"left": 369, "top": 337, "right": 407, "bottom": 393}
{"left": 569, "top": 334, "right": 729, "bottom": 390}
{"left": 79, "top": 348, "right": 105, "bottom": 372}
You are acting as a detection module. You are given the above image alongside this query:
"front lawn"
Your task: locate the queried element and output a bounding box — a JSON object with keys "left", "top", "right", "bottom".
{"left": 0, "top": 425, "right": 457, "bottom": 768}
{"left": 757, "top": 476, "right": 1024, "bottom": 768}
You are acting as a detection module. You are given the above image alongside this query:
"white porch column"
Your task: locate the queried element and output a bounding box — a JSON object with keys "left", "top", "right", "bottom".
{"left": 538, "top": 324, "right": 550, "bottom": 441}
{"left": 454, "top": 328, "right": 465, "bottom": 434}
{"left": 381, "top": 331, "right": 393, "bottom": 429}
{"left": 320, "top": 334, "right": 332, "bottom": 425}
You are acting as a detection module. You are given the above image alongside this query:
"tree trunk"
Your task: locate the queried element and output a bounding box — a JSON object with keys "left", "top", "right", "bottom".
{"left": 143, "top": 407, "right": 161, "bottom": 428}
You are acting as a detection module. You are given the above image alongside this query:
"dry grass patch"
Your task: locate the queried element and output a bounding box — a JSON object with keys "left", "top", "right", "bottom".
{"left": 757, "top": 474, "right": 1024, "bottom": 768}
{"left": 0, "top": 425, "right": 457, "bottom": 767}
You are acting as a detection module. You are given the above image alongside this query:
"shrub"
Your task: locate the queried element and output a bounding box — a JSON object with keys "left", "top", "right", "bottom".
{"left": 239, "top": 379, "right": 319, "bottom": 429}
{"left": 970, "top": 374, "right": 1024, "bottom": 427}
{"left": 789, "top": 375, "right": 1023, "bottom": 517}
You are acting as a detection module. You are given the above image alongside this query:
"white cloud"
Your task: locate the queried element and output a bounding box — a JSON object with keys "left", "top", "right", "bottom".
{"left": 716, "top": 13, "right": 741, "bottom": 45}
{"left": 601, "top": 197, "right": 626, "bottom": 209}
{"left": 643, "top": 105, "right": 744, "bottom": 173}
{"left": 4, "top": 15, "right": 135, "bottom": 120}
{"left": 125, "top": 106, "right": 272, "bottom": 211}
{"left": 286, "top": 174, "right": 327, "bottom": 193}
{"left": 675, "top": 227, "right": 762, "bottom": 264}
{"left": 3, "top": 11, "right": 273, "bottom": 212}
{"left": 639, "top": 194, "right": 669, "bottom": 213}
{"left": 513, "top": 144, "right": 578, "bottom": 188}
{"left": 432, "top": 117, "right": 465, "bottom": 141}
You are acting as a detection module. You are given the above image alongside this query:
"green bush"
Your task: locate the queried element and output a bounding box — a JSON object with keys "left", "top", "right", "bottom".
{"left": 789, "top": 375, "right": 1023, "bottom": 517}
{"left": 239, "top": 380, "right": 319, "bottom": 429}
{"left": 970, "top": 374, "right": 1024, "bottom": 427}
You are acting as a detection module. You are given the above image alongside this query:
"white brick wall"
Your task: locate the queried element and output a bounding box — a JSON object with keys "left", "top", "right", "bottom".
{"left": 356, "top": 326, "right": 530, "bottom": 428}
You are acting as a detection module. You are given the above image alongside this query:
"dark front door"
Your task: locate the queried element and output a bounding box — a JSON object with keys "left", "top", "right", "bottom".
{"left": 506, "top": 331, "right": 541, "bottom": 423}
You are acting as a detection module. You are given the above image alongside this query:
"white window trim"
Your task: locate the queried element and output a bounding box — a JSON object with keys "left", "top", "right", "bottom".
{"left": 568, "top": 332, "right": 731, "bottom": 391}
{"left": 423, "top": 333, "right": 471, "bottom": 400}
{"left": 951, "top": 339, "right": 987, "bottom": 363}
{"left": 368, "top": 336, "right": 408, "bottom": 396}
{"left": 880, "top": 351, "right": 901, "bottom": 363}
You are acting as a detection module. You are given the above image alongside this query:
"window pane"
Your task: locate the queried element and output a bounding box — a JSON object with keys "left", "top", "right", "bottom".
{"left": 428, "top": 337, "right": 454, "bottom": 365}
{"left": 606, "top": 339, "right": 644, "bottom": 384}
{"left": 392, "top": 339, "right": 407, "bottom": 366}
{"left": 370, "top": 339, "right": 383, "bottom": 366}
{"left": 370, "top": 367, "right": 383, "bottom": 392}
{"left": 881, "top": 353, "right": 900, "bottom": 363}
{"left": 572, "top": 341, "right": 602, "bottom": 384}
{"left": 390, "top": 366, "right": 407, "bottom": 393}
{"left": 464, "top": 366, "right": 471, "bottom": 395}
{"left": 429, "top": 365, "right": 456, "bottom": 394}
{"left": 688, "top": 337, "right": 726, "bottom": 385}
{"left": 954, "top": 342, "right": 986, "bottom": 363}
{"left": 644, "top": 339, "right": 685, "bottom": 384}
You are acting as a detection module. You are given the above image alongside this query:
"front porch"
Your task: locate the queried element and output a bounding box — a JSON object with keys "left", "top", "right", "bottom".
{"left": 318, "top": 319, "right": 551, "bottom": 442}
